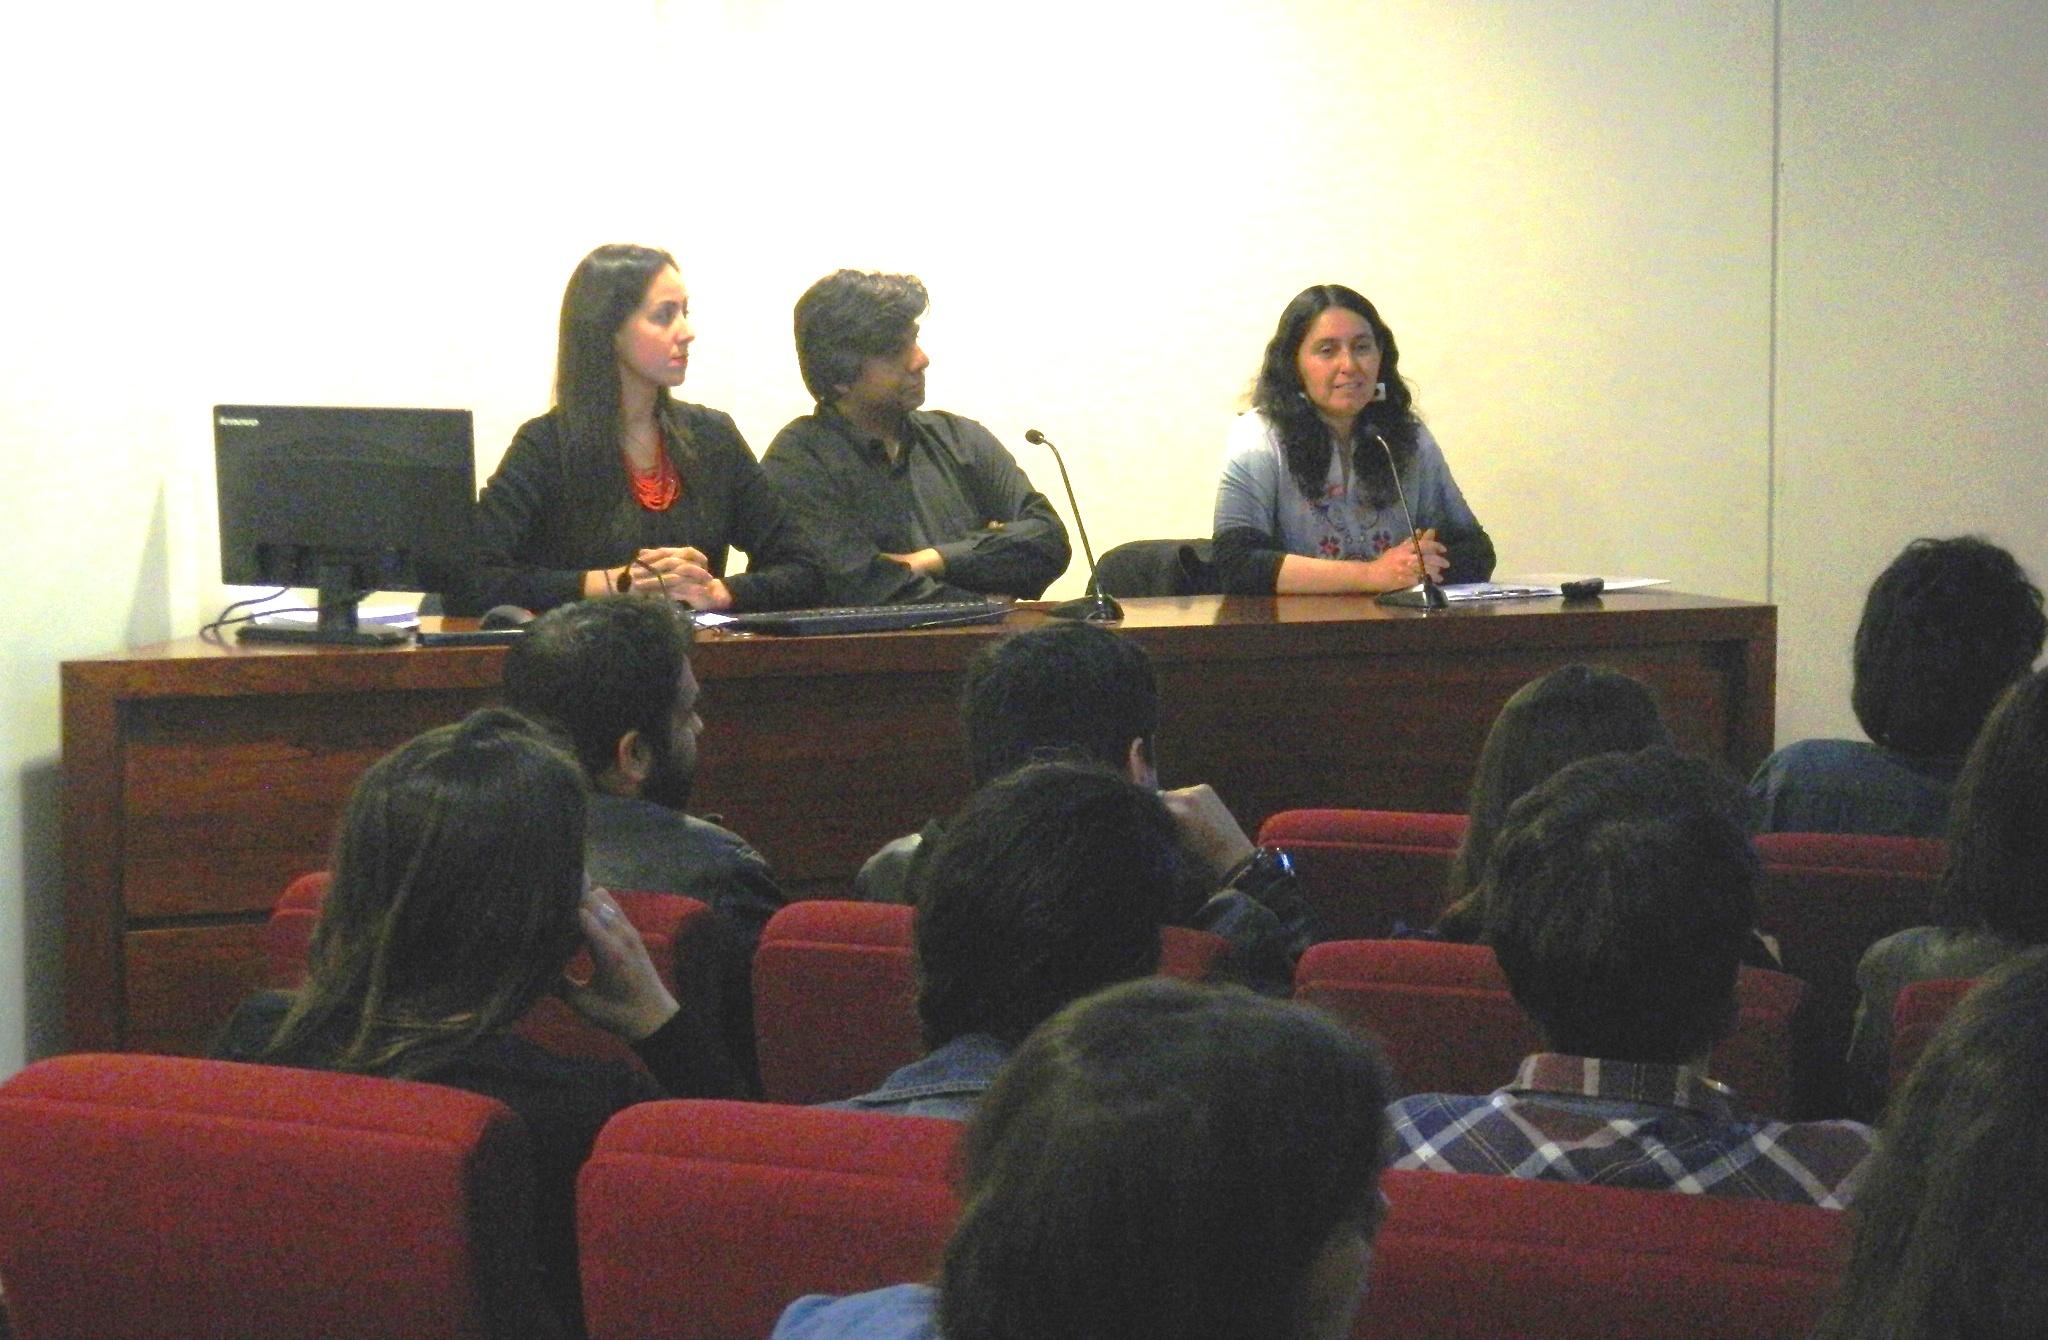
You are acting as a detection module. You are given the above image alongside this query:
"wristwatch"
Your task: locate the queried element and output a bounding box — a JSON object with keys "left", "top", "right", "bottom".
{"left": 1224, "top": 845, "right": 1296, "bottom": 899}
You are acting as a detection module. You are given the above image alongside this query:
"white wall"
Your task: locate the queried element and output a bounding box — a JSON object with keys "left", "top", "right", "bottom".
{"left": 1, "top": 0, "right": 2041, "bottom": 1072}
{"left": 1773, "top": 0, "right": 2048, "bottom": 743}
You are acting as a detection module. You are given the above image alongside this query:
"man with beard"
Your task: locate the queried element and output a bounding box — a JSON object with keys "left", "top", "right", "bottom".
{"left": 762, "top": 269, "right": 1070, "bottom": 606}
{"left": 503, "top": 594, "right": 786, "bottom": 1086}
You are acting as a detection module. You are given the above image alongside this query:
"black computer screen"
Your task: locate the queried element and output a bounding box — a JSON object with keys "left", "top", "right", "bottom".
{"left": 214, "top": 404, "right": 476, "bottom": 597}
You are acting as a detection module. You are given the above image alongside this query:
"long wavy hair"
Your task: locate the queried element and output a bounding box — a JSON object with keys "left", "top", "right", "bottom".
{"left": 258, "top": 709, "right": 590, "bottom": 1080}
{"left": 1814, "top": 948, "right": 2048, "bottom": 1340}
{"left": 1251, "top": 284, "right": 1420, "bottom": 505}
{"left": 553, "top": 243, "right": 695, "bottom": 554}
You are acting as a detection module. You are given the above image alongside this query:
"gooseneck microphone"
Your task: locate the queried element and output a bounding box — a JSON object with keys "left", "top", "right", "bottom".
{"left": 1023, "top": 428, "right": 1124, "bottom": 623}
{"left": 1372, "top": 432, "right": 1448, "bottom": 610}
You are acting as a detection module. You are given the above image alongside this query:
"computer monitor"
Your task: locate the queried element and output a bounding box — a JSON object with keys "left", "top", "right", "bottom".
{"left": 213, "top": 404, "right": 476, "bottom": 646}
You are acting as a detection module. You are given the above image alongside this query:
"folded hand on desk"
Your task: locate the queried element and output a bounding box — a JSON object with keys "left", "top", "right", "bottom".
{"left": 624, "top": 546, "right": 733, "bottom": 611}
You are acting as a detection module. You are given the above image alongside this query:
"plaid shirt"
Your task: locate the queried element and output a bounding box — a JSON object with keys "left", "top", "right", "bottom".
{"left": 1388, "top": 1054, "right": 1875, "bottom": 1208}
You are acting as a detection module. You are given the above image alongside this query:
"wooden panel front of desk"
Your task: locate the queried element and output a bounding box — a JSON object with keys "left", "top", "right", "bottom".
{"left": 62, "top": 592, "right": 1773, "bottom": 1055}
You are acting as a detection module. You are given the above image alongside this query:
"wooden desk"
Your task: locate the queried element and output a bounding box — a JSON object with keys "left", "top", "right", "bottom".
{"left": 62, "top": 591, "right": 1773, "bottom": 1054}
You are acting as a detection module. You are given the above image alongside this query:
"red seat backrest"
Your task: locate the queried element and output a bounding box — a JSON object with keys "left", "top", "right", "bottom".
{"left": 579, "top": 1100, "right": 958, "bottom": 1340}
{"left": 1294, "top": 939, "right": 1806, "bottom": 1118}
{"left": 751, "top": 901, "right": 1229, "bottom": 1105}
{"left": 1360, "top": 1167, "right": 1845, "bottom": 1340}
{"left": 751, "top": 903, "right": 925, "bottom": 1105}
{"left": 1753, "top": 832, "right": 1945, "bottom": 1114}
{"left": 1888, "top": 976, "right": 1977, "bottom": 1095}
{"left": 576, "top": 1099, "right": 1846, "bottom": 1340}
{"left": 260, "top": 870, "right": 332, "bottom": 986}
{"left": 0, "top": 1053, "right": 549, "bottom": 1340}
{"left": 1257, "top": 809, "right": 1468, "bottom": 940}
{"left": 263, "top": 872, "right": 715, "bottom": 1071}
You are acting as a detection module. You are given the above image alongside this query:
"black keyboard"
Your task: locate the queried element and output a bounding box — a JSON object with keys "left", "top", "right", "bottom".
{"left": 709, "top": 599, "right": 1012, "bottom": 637}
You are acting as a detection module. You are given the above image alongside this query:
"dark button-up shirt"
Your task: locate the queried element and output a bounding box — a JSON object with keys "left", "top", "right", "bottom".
{"left": 762, "top": 407, "right": 1070, "bottom": 605}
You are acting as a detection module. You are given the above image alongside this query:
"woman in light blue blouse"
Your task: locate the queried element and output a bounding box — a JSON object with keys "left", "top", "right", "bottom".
{"left": 1214, "top": 284, "right": 1493, "bottom": 595}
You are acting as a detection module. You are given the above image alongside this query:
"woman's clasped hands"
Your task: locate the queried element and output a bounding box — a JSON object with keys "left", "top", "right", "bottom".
{"left": 619, "top": 546, "right": 733, "bottom": 611}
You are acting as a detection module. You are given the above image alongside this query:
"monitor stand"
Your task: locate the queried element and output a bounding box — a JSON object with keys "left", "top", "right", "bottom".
{"left": 237, "top": 562, "right": 411, "bottom": 647}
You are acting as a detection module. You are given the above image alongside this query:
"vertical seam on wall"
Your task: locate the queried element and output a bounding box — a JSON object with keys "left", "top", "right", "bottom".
{"left": 1765, "top": 0, "right": 1783, "bottom": 604}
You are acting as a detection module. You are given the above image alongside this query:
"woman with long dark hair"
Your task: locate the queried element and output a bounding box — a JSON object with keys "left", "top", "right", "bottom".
{"left": 464, "top": 243, "right": 823, "bottom": 614}
{"left": 1815, "top": 948, "right": 2048, "bottom": 1340}
{"left": 214, "top": 708, "right": 738, "bottom": 1332}
{"left": 1432, "top": 664, "right": 1671, "bottom": 940}
{"left": 774, "top": 978, "right": 1393, "bottom": 1340}
{"left": 1213, "top": 284, "right": 1493, "bottom": 595}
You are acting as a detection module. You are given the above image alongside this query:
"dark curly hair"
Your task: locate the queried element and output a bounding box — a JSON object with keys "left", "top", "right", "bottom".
{"left": 503, "top": 593, "right": 694, "bottom": 782}
{"left": 913, "top": 761, "right": 1178, "bottom": 1049}
{"left": 1251, "top": 284, "right": 1420, "bottom": 504}
{"left": 1482, "top": 746, "right": 1758, "bottom": 1063}
{"left": 959, "top": 623, "right": 1158, "bottom": 787}
{"left": 1852, "top": 536, "right": 2044, "bottom": 759}
{"left": 792, "top": 269, "right": 928, "bottom": 404}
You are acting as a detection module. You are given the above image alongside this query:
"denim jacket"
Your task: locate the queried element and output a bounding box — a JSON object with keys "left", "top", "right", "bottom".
{"left": 825, "top": 1033, "right": 1010, "bottom": 1121}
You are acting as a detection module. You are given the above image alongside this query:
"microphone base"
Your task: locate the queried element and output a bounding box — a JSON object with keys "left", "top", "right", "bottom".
{"left": 1420, "top": 579, "right": 1449, "bottom": 611}
{"left": 1044, "top": 593, "right": 1125, "bottom": 623}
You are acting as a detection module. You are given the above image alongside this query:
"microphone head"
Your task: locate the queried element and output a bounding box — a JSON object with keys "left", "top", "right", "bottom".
{"left": 1023, "top": 428, "right": 1047, "bottom": 445}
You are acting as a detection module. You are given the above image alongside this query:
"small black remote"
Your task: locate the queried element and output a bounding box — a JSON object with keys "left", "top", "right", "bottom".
{"left": 1560, "top": 577, "right": 1605, "bottom": 601}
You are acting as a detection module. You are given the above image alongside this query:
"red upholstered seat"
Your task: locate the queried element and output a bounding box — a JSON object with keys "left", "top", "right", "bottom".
{"left": 0, "top": 1052, "right": 550, "bottom": 1340}
{"left": 579, "top": 1100, "right": 957, "bottom": 1340}
{"left": 1361, "top": 1167, "right": 1846, "bottom": 1340}
{"left": 751, "top": 902, "right": 925, "bottom": 1105}
{"left": 1294, "top": 939, "right": 1806, "bottom": 1118}
{"left": 262, "top": 872, "right": 715, "bottom": 1071}
{"left": 1753, "top": 832, "right": 1945, "bottom": 1115}
{"left": 260, "top": 870, "right": 333, "bottom": 985}
{"left": 751, "top": 901, "right": 1229, "bottom": 1105}
{"left": 575, "top": 1099, "right": 1846, "bottom": 1340}
{"left": 1257, "top": 809, "right": 1468, "bottom": 940}
{"left": 1888, "top": 976, "right": 1977, "bottom": 1094}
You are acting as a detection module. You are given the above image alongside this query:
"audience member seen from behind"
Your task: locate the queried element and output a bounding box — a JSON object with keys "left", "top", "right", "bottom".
{"left": 461, "top": 242, "right": 823, "bottom": 615}
{"left": 1432, "top": 664, "right": 1671, "bottom": 941}
{"left": 854, "top": 621, "right": 1315, "bottom": 991}
{"left": 761, "top": 269, "right": 1070, "bottom": 605}
{"left": 213, "top": 709, "right": 737, "bottom": 1332}
{"left": 1750, "top": 536, "right": 2044, "bottom": 837}
{"left": 503, "top": 594, "right": 787, "bottom": 1089}
{"left": 1212, "top": 283, "right": 1494, "bottom": 596}
{"left": 832, "top": 761, "right": 1179, "bottom": 1119}
{"left": 1846, "top": 665, "right": 2048, "bottom": 1111}
{"left": 778, "top": 978, "right": 1394, "bottom": 1340}
{"left": 1817, "top": 949, "right": 2048, "bottom": 1340}
{"left": 1390, "top": 747, "right": 1875, "bottom": 1206}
